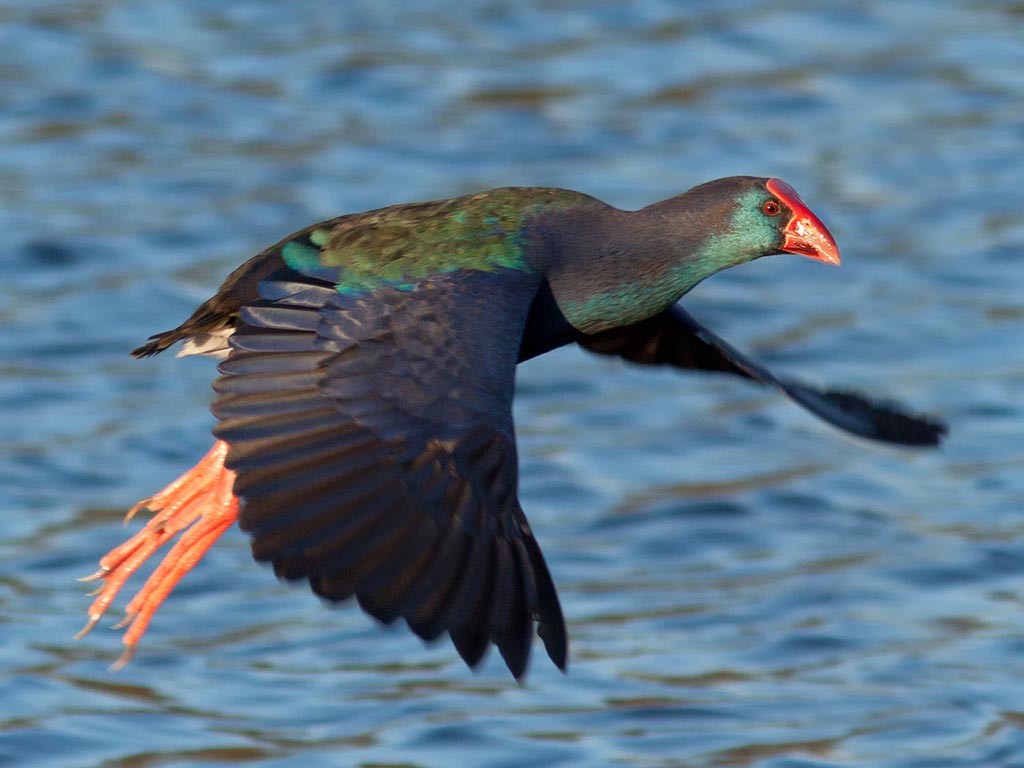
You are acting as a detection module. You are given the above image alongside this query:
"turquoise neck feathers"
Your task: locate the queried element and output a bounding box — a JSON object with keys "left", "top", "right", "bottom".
{"left": 545, "top": 181, "right": 781, "bottom": 334}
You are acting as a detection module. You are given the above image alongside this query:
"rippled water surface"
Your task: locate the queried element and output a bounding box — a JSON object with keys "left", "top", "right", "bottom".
{"left": 3, "top": 1, "right": 1023, "bottom": 766}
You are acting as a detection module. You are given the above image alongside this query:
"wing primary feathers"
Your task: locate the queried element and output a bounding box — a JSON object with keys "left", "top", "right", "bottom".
{"left": 670, "top": 306, "right": 948, "bottom": 446}
{"left": 227, "top": 326, "right": 319, "bottom": 354}
{"left": 217, "top": 351, "right": 325, "bottom": 377}
{"left": 777, "top": 382, "right": 948, "bottom": 447}
{"left": 495, "top": 544, "right": 532, "bottom": 679}
{"left": 213, "top": 269, "right": 565, "bottom": 677}
{"left": 305, "top": 497, "right": 414, "bottom": 603}
{"left": 405, "top": 528, "right": 473, "bottom": 642}
{"left": 355, "top": 517, "right": 443, "bottom": 625}
{"left": 582, "top": 304, "right": 947, "bottom": 448}
{"left": 249, "top": 472, "right": 398, "bottom": 559}
{"left": 489, "top": 538, "right": 533, "bottom": 679}
{"left": 516, "top": 532, "right": 568, "bottom": 672}
{"left": 241, "top": 304, "right": 323, "bottom": 333}
{"left": 448, "top": 536, "right": 496, "bottom": 669}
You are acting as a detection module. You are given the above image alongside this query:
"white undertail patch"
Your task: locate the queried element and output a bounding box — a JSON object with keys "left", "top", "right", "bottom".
{"left": 176, "top": 327, "right": 234, "bottom": 359}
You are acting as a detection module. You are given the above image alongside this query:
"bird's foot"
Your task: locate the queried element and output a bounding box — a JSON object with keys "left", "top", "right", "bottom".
{"left": 76, "top": 440, "right": 238, "bottom": 669}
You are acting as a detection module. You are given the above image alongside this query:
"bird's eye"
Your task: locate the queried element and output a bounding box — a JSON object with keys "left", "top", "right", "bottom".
{"left": 762, "top": 200, "right": 781, "bottom": 216}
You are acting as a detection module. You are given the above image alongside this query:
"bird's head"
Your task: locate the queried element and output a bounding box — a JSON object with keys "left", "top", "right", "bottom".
{"left": 546, "top": 176, "right": 842, "bottom": 334}
{"left": 679, "top": 176, "right": 840, "bottom": 269}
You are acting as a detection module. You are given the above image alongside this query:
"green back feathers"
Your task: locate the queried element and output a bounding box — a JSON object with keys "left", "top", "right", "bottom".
{"left": 279, "top": 187, "right": 593, "bottom": 292}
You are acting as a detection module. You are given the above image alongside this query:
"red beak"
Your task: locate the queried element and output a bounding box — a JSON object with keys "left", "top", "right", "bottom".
{"left": 766, "top": 178, "right": 841, "bottom": 266}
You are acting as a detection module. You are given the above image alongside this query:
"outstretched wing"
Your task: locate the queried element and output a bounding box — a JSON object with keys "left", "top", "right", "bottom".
{"left": 211, "top": 267, "right": 567, "bottom": 678}
{"left": 579, "top": 305, "right": 946, "bottom": 447}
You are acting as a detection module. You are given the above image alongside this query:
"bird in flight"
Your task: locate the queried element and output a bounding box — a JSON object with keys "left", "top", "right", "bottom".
{"left": 79, "top": 177, "right": 945, "bottom": 678}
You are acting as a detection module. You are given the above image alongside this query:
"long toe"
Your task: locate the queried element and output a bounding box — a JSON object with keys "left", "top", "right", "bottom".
{"left": 78, "top": 440, "right": 239, "bottom": 664}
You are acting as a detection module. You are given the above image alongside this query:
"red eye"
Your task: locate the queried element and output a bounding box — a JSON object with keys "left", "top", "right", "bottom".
{"left": 762, "top": 200, "right": 781, "bottom": 216}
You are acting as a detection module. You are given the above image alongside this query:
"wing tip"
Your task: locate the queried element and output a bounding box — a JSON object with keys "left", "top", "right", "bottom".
{"left": 820, "top": 388, "right": 948, "bottom": 448}
{"left": 538, "top": 620, "right": 569, "bottom": 673}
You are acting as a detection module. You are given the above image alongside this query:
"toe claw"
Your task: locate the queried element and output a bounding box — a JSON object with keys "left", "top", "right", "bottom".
{"left": 74, "top": 614, "right": 101, "bottom": 640}
{"left": 124, "top": 498, "right": 151, "bottom": 524}
{"left": 110, "top": 645, "right": 136, "bottom": 672}
{"left": 77, "top": 568, "right": 108, "bottom": 583}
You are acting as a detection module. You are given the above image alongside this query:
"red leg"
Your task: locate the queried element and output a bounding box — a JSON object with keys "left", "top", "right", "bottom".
{"left": 77, "top": 440, "right": 238, "bottom": 668}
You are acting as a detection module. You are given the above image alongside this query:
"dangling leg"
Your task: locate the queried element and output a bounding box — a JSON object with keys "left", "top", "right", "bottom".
{"left": 77, "top": 440, "right": 238, "bottom": 668}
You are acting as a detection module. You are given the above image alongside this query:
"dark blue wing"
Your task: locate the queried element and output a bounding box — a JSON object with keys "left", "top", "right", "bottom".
{"left": 212, "top": 268, "right": 566, "bottom": 679}
{"left": 580, "top": 304, "right": 946, "bottom": 447}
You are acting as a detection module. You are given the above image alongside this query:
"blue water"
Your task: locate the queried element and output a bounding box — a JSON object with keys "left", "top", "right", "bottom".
{"left": 2, "top": 1, "right": 1023, "bottom": 765}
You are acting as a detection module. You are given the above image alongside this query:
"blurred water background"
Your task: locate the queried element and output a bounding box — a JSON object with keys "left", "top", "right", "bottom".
{"left": 2, "top": 1, "right": 1023, "bottom": 766}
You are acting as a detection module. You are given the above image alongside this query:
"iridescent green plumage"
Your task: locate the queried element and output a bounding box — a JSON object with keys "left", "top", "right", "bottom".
{"left": 278, "top": 187, "right": 598, "bottom": 293}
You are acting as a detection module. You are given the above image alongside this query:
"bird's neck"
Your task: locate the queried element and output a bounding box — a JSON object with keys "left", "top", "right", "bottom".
{"left": 542, "top": 201, "right": 741, "bottom": 335}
